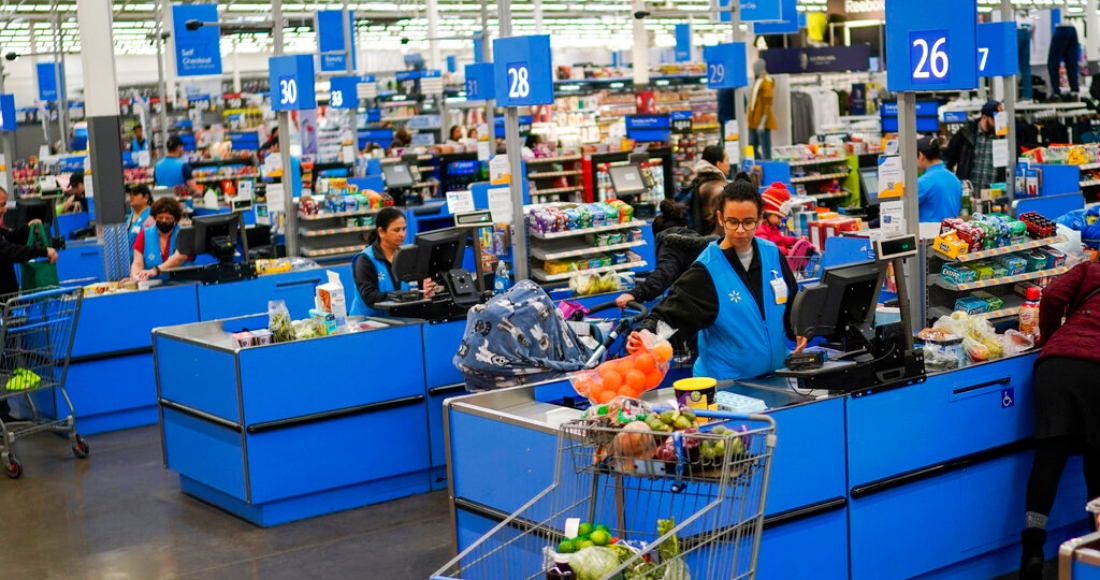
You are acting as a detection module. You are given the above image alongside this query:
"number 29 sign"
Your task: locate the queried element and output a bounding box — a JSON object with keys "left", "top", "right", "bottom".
{"left": 886, "top": 0, "right": 977, "bottom": 92}
{"left": 493, "top": 35, "right": 554, "bottom": 107}
{"left": 269, "top": 54, "right": 317, "bottom": 112}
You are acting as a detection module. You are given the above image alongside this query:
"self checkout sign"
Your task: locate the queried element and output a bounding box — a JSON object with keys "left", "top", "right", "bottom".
{"left": 977, "top": 22, "right": 1019, "bottom": 78}
{"left": 703, "top": 43, "right": 748, "bottom": 89}
{"left": 269, "top": 54, "right": 317, "bottom": 112}
{"left": 493, "top": 35, "right": 554, "bottom": 107}
{"left": 885, "top": 0, "right": 978, "bottom": 92}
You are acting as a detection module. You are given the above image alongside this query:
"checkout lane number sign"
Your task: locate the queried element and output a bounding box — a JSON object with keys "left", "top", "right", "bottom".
{"left": 506, "top": 63, "right": 531, "bottom": 99}
{"left": 910, "top": 31, "right": 950, "bottom": 85}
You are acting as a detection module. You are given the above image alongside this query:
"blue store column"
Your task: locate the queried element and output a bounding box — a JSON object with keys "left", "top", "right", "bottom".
{"left": 76, "top": 0, "right": 129, "bottom": 280}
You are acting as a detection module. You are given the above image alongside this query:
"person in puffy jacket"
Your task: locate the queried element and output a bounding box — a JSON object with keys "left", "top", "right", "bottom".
{"left": 1019, "top": 261, "right": 1100, "bottom": 579}
{"left": 615, "top": 227, "right": 719, "bottom": 309}
{"left": 756, "top": 182, "right": 799, "bottom": 255}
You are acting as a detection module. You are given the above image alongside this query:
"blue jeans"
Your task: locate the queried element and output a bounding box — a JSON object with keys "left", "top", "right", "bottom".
{"left": 1048, "top": 25, "right": 1080, "bottom": 95}
{"left": 749, "top": 129, "right": 772, "bottom": 160}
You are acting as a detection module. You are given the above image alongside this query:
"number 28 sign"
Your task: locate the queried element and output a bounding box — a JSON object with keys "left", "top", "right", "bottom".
{"left": 493, "top": 35, "right": 554, "bottom": 107}
{"left": 886, "top": 0, "right": 977, "bottom": 92}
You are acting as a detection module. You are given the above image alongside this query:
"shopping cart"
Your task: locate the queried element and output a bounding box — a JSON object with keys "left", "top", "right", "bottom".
{"left": 0, "top": 287, "right": 86, "bottom": 479}
{"left": 432, "top": 410, "right": 777, "bottom": 580}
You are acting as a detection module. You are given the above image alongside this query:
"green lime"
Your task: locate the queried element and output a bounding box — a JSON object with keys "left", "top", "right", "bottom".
{"left": 576, "top": 539, "right": 595, "bottom": 550}
{"left": 577, "top": 522, "right": 593, "bottom": 537}
{"left": 589, "top": 530, "right": 612, "bottom": 546}
{"left": 557, "top": 539, "right": 576, "bottom": 554}
{"left": 595, "top": 524, "right": 611, "bottom": 534}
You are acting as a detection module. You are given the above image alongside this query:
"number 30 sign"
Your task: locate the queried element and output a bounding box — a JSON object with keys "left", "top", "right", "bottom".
{"left": 269, "top": 55, "right": 317, "bottom": 112}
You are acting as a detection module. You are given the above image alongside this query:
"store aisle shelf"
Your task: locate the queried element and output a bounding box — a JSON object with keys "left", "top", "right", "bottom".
{"left": 929, "top": 266, "right": 1069, "bottom": 292}
{"left": 528, "top": 220, "right": 647, "bottom": 240}
{"left": 299, "top": 225, "right": 375, "bottom": 238}
{"left": 299, "top": 244, "right": 364, "bottom": 258}
{"left": 786, "top": 157, "right": 849, "bottom": 168}
{"left": 1081, "top": 179, "right": 1100, "bottom": 188}
{"left": 528, "top": 170, "right": 583, "bottom": 179}
{"left": 1078, "top": 162, "right": 1100, "bottom": 171}
{"left": 790, "top": 171, "right": 850, "bottom": 184}
{"left": 531, "top": 186, "right": 585, "bottom": 196}
{"left": 810, "top": 192, "right": 849, "bottom": 202}
{"left": 125, "top": 179, "right": 155, "bottom": 186}
{"left": 525, "top": 155, "right": 582, "bottom": 164}
{"left": 532, "top": 261, "right": 648, "bottom": 282}
{"left": 298, "top": 209, "right": 380, "bottom": 221}
{"left": 530, "top": 239, "right": 645, "bottom": 261}
{"left": 195, "top": 175, "right": 255, "bottom": 184}
{"left": 932, "top": 235, "right": 1067, "bottom": 262}
{"left": 928, "top": 294, "right": 1026, "bottom": 323}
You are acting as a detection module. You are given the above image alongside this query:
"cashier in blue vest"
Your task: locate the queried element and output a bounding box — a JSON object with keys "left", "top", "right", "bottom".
{"left": 130, "top": 125, "right": 149, "bottom": 152}
{"left": 130, "top": 197, "right": 188, "bottom": 281}
{"left": 125, "top": 184, "right": 155, "bottom": 254}
{"left": 916, "top": 135, "right": 963, "bottom": 223}
{"left": 628, "top": 175, "right": 807, "bottom": 380}
{"left": 350, "top": 208, "right": 411, "bottom": 317}
{"left": 154, "top": 136, "right": 202, "bottom": 197}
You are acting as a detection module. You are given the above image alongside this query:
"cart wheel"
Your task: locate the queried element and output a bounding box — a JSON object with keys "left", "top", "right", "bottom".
{"left": 3, "top": 455, "right": 21, "bottom": 479}
{"left": 71, "top": 436, "right": 89, "bottom": 459}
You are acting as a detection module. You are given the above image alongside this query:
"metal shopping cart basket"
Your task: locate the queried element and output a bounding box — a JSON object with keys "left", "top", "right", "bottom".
{"left": 0, "top": 287, "right": 86, "bottom": 479}
{"left": 432, "top": 410, "right": 777, "bottom": 580}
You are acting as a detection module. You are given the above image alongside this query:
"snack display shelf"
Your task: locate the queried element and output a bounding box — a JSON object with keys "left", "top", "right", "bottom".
{"left": 298, "top": 225, "right": 375, "bottom": 238}
{"left": 298, "top": 208, "right": 380, "bottom": 221}
{"left": 528, "top": 219, "right": 647, "bottom": 240}
{"left": 790, "top": 171, "right": 851, "bottom": 184}
{"left": 927, "top": 297, "right": 1026, "bottom": 324}
{"left": 1077, "top": 162, "right": 1100, "bottom": 171}
{"left": 299, "top": 244, "right": 364, "bottom": 258}
{"left": 530, "top": 239, "right": 645, "bottom": 261}
{"left": 810, "top": 192, "right": 849, "bottom": 202}
{"left": 1080, "top": 179, "right": 1100, "bottom": 188}
{"left": 382, "top": 116, "right": 414, "bottom": 122}
{"left": 525, "top": 155, "right": 582, "bottom": 164}
{"left": 786, "top": 157, "right": 850, "bottom": 168}
{"left": 528, "top": 170, "right": 583, "bottom": 179}
{"left": 929, "top": 266, "right": 1069, "bottom": 292}
{"left": 531, "top": 260, "right": 648, "bottom": 282}
{"left": 195, "top": 175, "right": 255, "bottom": 183}
{"left": 932, "top": 235, "right": 1067, "bottom": 262}
{"left": 124, "top": 178, "right": 155, "bottom": 186}
{"left": 531, "top": 186, "right": 585, "bottom": 197}
{"left": 692, "top": 123, "right": 721, "bottom": 131}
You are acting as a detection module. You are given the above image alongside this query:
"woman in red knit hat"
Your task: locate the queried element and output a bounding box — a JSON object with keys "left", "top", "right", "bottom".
{"left": 757, "top": 182, "right": 799, "bottom": 255}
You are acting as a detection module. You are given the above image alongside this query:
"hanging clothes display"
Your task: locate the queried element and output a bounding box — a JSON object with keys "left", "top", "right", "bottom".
{"left": 789, "top": 92, "right": 815, "bottom": 145}
{"left": 1018, "top": 27, "right": 1033, "bottom": 100}
{"left": 1048, "top": 24, "right": 1081, "bottom": 95}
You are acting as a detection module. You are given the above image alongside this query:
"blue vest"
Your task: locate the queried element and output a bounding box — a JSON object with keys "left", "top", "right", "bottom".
{"left": 154, "top": 156, "right": 188, "bottom": 187}
{"left": 127, "top": 207, "right": 151, "bottom": 253}
{"left": 693, "top": 239, "right": 789, "bottom": 380}
{"left": 142, "top": 224, "right": 178, "bottom": 275}
{"left": 131, "top": 136, "right": 149, "bottom": 151}
{"left": 349, "top": 246, "right": 410, "bottom": 317}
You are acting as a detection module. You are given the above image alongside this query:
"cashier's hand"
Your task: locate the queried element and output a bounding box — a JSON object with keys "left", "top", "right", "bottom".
{"left": 793, "top": 336, "right": 808, "bottom": 354}
{"left": 46, "top": 248, "right": 58, "bottom": 264}
{"left": 615, "top": 293, "right": 636, "bottom": 310}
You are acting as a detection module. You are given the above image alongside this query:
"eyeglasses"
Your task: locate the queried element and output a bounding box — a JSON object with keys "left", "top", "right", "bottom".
{"left": 722, "top": 217, "right": 759, "bottom": 231}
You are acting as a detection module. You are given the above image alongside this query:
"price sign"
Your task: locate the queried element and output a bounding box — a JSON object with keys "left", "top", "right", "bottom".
{"left": 977, "top": 22, "right": 1019, "bottom": 78}
{"left": 269, "top": 54, "right": 316, "bottom": 112}
{"left": 464, "top": 63, "right": 496, "bottom": 101}
{"left": 328, "top": 75, "right": 361, "bottom": 109}
{"left": 703, "top": 43, "right": 748, "bottom": 89}
{"left": 886, "top": 0, "right": 977, "bottom": 92}
{"left": 493, "top": 35, "right": 554, "bottom": 107}
{"left": 671, "top": 111, "right": 694, "bottom": 135}
{"left": 0, "top": 95, "right": 15, "bottom": 132}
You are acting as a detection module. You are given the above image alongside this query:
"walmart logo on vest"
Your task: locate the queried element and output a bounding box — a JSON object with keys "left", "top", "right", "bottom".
{"left": 729, "top": 290, "right": 742, "bottom": 303}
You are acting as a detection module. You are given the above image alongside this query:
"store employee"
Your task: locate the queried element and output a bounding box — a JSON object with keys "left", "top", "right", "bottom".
{"left": 350, "top": 208, "right": 411, "bottom": 317}
{"left": 916, "top": 135, "right": 962, "bottom": 223}
{"left": 130, "top": 197, "right": 188, "bottom": 280}
{"left": 154, "top": 136, "right": 202, "bottom": 197}
{"left": 130, "top": 125, "right": 149, "bottom": 152}
{"left": 629, "top": 175, "right": 807, "bottom": 380}
{"left": 126, "top": 184, "right": 155, "bottom": 253}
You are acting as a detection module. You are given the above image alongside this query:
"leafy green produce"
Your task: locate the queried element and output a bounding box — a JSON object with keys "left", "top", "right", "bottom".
{"left": 558, "top": 539, "right": 577, "bottom": 554}
{"left": 571, "top": 546, "right": 621, "bottom": 580}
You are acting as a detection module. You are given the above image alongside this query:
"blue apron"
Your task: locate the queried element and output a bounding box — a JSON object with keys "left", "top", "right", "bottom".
{"left": 142, "top": 224, "right": 178, "bottom": 278}
{"left": 154, "top": 157, "right": 188, "bottom": 187}
{"left": 693, "top": 239, "right": 789, "bottom": 380}
{"left": 127, "top": 207, "right": 151, "bottom": 254}
{"left": 349, "top": 246, "right": 410, "bottom": 317}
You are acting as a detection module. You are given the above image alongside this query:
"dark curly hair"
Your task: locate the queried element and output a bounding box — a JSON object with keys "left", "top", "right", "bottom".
{"left": 150, "top": 197, "right": 182, "bottom": 222}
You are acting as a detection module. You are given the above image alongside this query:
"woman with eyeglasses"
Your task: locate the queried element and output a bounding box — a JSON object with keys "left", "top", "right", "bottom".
{"left": 629, "top": 174, "right": 807, "bottom": 380}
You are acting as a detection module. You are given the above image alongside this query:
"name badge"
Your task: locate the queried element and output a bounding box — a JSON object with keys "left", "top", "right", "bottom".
{"left": 770, "top": 271, "right": 788, "bottom": 305}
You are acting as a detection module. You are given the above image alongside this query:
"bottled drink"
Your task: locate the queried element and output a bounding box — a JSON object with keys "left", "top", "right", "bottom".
{"left": 494, "top": 260, "right": 511, "bottom": 295}
{"left": 546, "top": 553, "right": 575, "bottom": 580}
{"left": 1019, "top": 287, "right": 1041, "bottom": 340}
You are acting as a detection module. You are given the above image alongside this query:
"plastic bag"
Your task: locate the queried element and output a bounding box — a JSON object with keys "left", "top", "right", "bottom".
{"left": 962, "top": 335, "right": 990, "bottom": 362}
{"left": 1002, "top": 329, "right": 1036, "bottom": 356}
{"left": 568, "top": 323, "right": 677, "bottom": 404}
{"left": 933, "top": 311, "right": 972, "bottom": 338}
{"left": 568, "top": 271, "right": 626, "bottom": 296}
{"left": 268, "top": 300, "right": 295, "bottom": 343}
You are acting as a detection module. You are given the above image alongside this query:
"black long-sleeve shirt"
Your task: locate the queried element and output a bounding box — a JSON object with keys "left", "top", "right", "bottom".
{"left": 638, "top": 238, "right": 798, "bottom": 341}
{"left": 630, "top": 228, "right": 718, "bottom": 304}
{"left": 0, "top": 226, "right": 48, "bottom": 295}
{"left": 353, "top": 241, "right": 397, "bottom": 309}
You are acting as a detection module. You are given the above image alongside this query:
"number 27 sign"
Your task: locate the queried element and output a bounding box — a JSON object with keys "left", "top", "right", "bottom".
{"left": 886, "top": 0, "right": 977, "bottom": 92}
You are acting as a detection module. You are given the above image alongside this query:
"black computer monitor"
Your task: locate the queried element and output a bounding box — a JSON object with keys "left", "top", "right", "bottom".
{"left": 392, "top": 227, "right": 467, "bottom": 283}
{"left": 860, "top": 168, "right": 881, "bottom": 206}
{"left": 608, "top": 164, "right": 648, "bottom": 197}
{"left": 791, "top": 261, "right": 885, "bottom": 350}
{"left": 382, "top": 162, "right": 415, "bottom": 189}
{"left": 8, "top": 199, "right": 56, "bottom": 231}
{"left": 178, "top": 212, "right": 247, "bottom": 263}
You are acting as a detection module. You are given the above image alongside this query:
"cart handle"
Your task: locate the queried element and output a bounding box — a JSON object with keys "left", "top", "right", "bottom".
{"left": 585, "top": 300, "right": 649, "bottom": 319}
{"left": 693, "top": 409, "right": 777, "bottom": 428}
{"left": 582, "top": 301, "right": 649, "bottom": 368}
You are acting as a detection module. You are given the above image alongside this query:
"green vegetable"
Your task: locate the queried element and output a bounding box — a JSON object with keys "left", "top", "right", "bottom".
{"left": 570, "top": 546, "right": 621, "bottom": 580}
{"left": 657, "top": 518, "right": 681, "bottom": 562}
{"left": 578, "top": 522, "right": 594, "bottom": 537}
{"left": 558, "top": 539, "right": 576, "bottom": 554}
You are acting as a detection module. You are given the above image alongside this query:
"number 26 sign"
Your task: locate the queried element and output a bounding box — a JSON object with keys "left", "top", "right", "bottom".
{"left": 886, "top": 0, "right": 977, "bottom": 92}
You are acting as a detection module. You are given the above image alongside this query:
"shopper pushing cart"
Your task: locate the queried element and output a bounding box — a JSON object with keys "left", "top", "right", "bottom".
{"left": 0, "top": 287, "right": 86, "bottom": 479}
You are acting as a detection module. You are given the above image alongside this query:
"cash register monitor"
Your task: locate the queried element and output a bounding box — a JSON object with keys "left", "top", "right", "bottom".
{"left": 392, "top": 227, "right": 468, "bottom": 283}
{"left": 7, "top": 199, "right": 56, "bottom": 231}
{"left": 792, "top": 261, "right": 885, "bottom": 349}
{"left": 608, "top": 164, "right": 648, "bottom": 197}
{"left": 382, "top": 162, "right": 415, "bottom": 189}
{"left": 177, "top": 212, "right": 247, "bottom": 264}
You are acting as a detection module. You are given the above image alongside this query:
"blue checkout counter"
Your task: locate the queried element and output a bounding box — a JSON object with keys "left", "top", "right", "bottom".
{"left": 47, "top": 265, "right": 353, "bottom": 435}
{"left": 443, "top": 352, "right": 1090, "bottom": 580}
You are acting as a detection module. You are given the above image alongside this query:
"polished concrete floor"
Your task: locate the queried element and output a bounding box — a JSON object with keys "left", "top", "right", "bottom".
{"left": 0, "top": 426, "right": 455, "bottom": 580}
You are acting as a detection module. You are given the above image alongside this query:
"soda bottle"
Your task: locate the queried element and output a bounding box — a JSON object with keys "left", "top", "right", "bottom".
{"left": 1018, "top": 287, "right": 1041, "bottom": 340}
{"left": 546, "top": 553, "right": 576, "bottom": 580}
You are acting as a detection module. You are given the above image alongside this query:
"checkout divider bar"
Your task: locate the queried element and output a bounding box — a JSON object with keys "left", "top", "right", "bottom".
{"left": 68, "top": 346, "right": 152, "bottom": 365}
{"left": 428, "top": 383, "right": 467, "bottom": 397}
{"left": 849, "top": 438, "right": 1033, "bottom": 499}
{"left": 245, "top": 394, "right": 426, "bottom": 434}
{"left": 159, "top": 399, "right": 244, "bottom": 433}
{"left": 952, "top": 376, "right": 1010, "bottom": 396}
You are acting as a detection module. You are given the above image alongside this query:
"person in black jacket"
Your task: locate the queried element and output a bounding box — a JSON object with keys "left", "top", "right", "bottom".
{"left": 616, "top": 227, "right": 719, "bottom": 309}
{"left": 942, "top": 100, "right": 1005, "bottom": 192}
{"left": 0, "top": 188, "right": 58, "bottom": 422}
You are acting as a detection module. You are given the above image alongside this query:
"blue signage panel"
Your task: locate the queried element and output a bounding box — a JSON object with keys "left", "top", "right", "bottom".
{"left": 447, "top": 56, "right": 457, "bottom": 74}
{"left": 493, "top": 35, "right": 555, "bottom": 107}
{"left": 494, "top": 115, "right": 533, "bottom": 138}
{"left": 977, "top": 22, "right": 1019, "bottom": 78}
{"left": 703, "top": 43, "right": 748, "bottom": 89}
{"left": 886, "top": 0, "right": 978, "bottom": 92}
{"left": 671, "top": 111, "right": 694, "bottom": 134}
{"left": 269, "top": 54, "right": 317, "bottom": 112}
{"left": 741, "top": 0, "right": 782, "bottom": 23}
{"left": 465, "top": 63, "right": 496, "bottom": 101}
{"left": 172, "top": 3, "right": 223, "bottom": 77}
{"left": 675, "top": 24, "right": 692, "bottom": 63}
{"left": 329, "top": 75, "right": 361, "bottom": 109}
{"left": 760, "top": 45, "right": 871, "bottom": 74}
{"left": 0, "top": 95, "right": 15, "bottom": 132}
{"left": 36, "top": 62, "right": 63, "bottom": 101}
{"left": 753, "top": 0, "right": 799, "bottom": 34}
{"left": 395, "top": 70, "right": 420, "bottom": 82}
{"left": 317, "top": 10, "right": 357, "bottom": 73}
{"left": 229, "top": 131, "right": 261, "bottom": 150}
{"left": 626, "top": 114, "right": 671, "bottom": 142}
{"left": 367, "top": 108, "right": 381, "bottom": 122}
{"left": 473, "top": 33, "right": 484, "bottom": 64}
{"left": 881, "top": 100, "right": 940, "bottom": 133}
{"left": 359, "top": 128, "right": 394, "bottom": 149}
{"left": 943, "top": 111, "right": 969, "bottom": 123}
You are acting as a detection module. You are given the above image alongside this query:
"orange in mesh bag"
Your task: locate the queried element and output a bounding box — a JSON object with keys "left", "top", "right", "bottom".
{"left": 568, "top": 325, "right": 676, "bottom": 404}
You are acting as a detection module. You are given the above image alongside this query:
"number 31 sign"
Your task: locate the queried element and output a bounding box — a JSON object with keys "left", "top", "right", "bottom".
{"left": 886, "top": 0, "right": 977, "bottom": 92}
